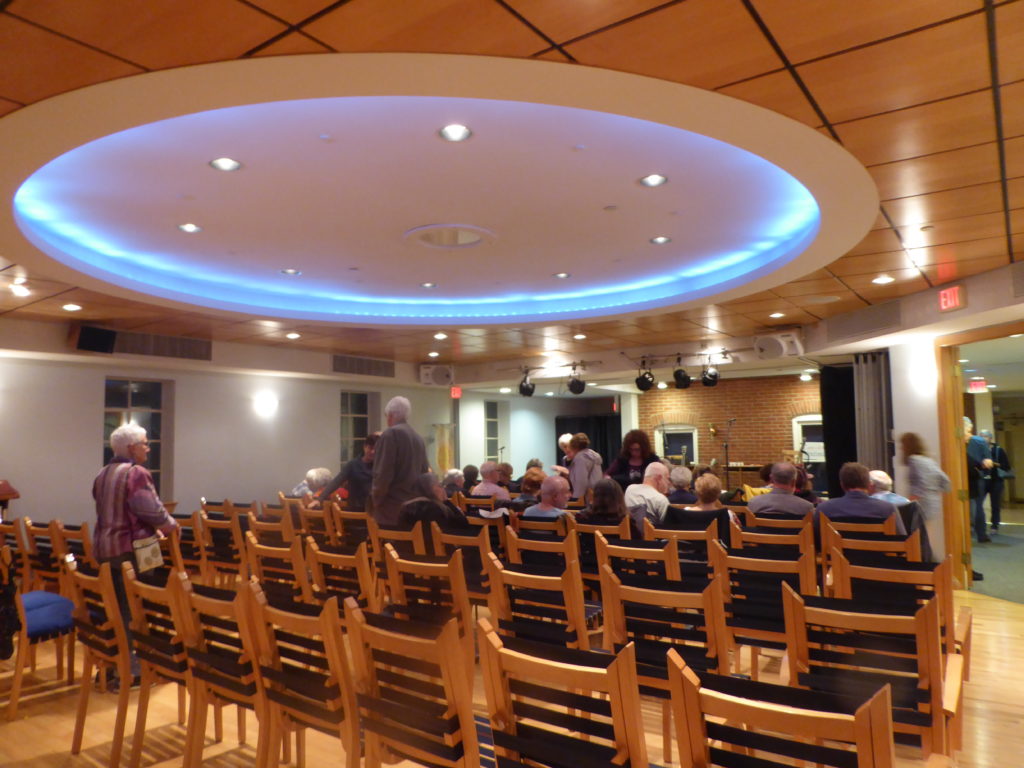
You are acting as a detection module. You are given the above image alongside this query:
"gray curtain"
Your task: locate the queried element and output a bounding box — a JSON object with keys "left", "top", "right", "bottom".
{"left": 853, "top": 351, "right": 893, "bottom": 474}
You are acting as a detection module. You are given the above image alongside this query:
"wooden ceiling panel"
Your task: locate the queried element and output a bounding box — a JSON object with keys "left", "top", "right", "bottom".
{"left": 834, "top": 90, "right": 995, "bottom": 166}
{"left": 897, "top": 211, "right": 1010, "bottom": 250}
{"left": 0, "top": 15, "right": 142, "bottom": 104}
{"left": 244, "top": 0, "right": 339, "bottom": 26}
{"left": 797, "top": 15, "right": 990, "bottom": 123}
{"left": 869, "top": 143, "right": 1001, "bottom": 200}
{"left": 999, "top": 81, "right": 1024, "bottom": 137}
{"left": 1009, "top": 177, "right": 1024, "bottom": 210}
{"left": 771, "top": 276, "right": 849, "bottom": 297}
{"left": 753, "top": 0, "right": 982, "bottom": 64}
{"left": 740, "top": 308, "right": 819, "bottom": 326}
{"left": 533, "top": 49, "right": 572, "bottom": 62}
{"left": 304, "top": 0, "right": 548, "bottom": 56}
{"left": 882, "top": 182, "right": 1004, "bottom": 226}
{"left": 786, "top": 291, "right": 869, "bottom": 313}
{"left": 920, "top": 254, "right": 1012, "bottom": 284}
{"left": 995, "top": 0, "right": 1024, "bottom": 84}
{"left": 716, "top": 70, "right": 821, "bottom": 127}
{"left": 0, "top": 98, "right": 21, "bottom": 118}
{"left": 251, "top": 32, "right": 333, "bottom": 57}
{"left": 846, "top": 272, "right": 931, "bottom": 301}
{"left": 1005, "top": 135, "right": 1024, "bottom": 179}
{"left": 828, "top": 250, "right": 918, "bottom": 277}
{"left": 693, "top": 315, "right": 763, "bottom": 335}
{"left": 564, "top": 0, "right": 783, "bottom": 89}
{"left": 844, "top": 227, "right": 903, "bottom": 256}
{"left": 503, "top": 0, "right": 667, "bottom": 44}
{"left": 9, "top": 0, "right": 287, "bottom": 71}
{"left": 907, "top": 236, "right": 1009, "bottom": 266}
{"left": 720, "top": 297, "right": 797, "bottom": 316}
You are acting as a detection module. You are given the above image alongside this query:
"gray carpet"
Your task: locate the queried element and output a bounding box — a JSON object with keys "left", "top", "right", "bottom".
{"left": 970, "top": 511, "right": 1024, "bottom": 603}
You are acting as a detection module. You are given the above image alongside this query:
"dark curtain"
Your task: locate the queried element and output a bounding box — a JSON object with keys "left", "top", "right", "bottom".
{"left": 554, "top": 415, "right": 621, "bottom": 471}
{"left": 820, "top": 364, "right": 857, "bottom": 499}
{"left": 853, "top": 350, "right": 894, "bottom": 475}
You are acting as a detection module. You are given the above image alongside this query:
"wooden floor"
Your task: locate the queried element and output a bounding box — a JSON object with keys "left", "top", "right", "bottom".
{"left": 1, "top": 590, "right": 1021, "bottom": 768}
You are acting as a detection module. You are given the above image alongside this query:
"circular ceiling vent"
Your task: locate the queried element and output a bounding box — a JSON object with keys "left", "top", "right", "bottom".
{"left": 405, "top": 223, "right": 495, "bottom": 249}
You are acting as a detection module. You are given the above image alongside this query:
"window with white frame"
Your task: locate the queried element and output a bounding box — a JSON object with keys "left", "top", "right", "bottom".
{"left": 792, "top": 414, "right": 824, "bottom": 463}
{"left": 340, "top": 391, "right": 370, "bottom": 464}
{"left": 655, "top": 424, "right": 699, "bottom": 465}
{"left": 484, "top": 401, "right": 499, "bottom": 463}
{"left": 104, "top": 378, "right": 169, "bottom": 494}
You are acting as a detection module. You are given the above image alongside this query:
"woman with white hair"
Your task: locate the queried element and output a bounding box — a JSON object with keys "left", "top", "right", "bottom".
{"left": 291, "top": 467, "right": 333, "bottom": 497}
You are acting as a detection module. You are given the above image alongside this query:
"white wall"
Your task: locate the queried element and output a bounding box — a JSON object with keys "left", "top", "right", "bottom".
{"left": 888, "top": 340, "right": 945, "bottom": 557}
{"left": 0, "top": 353, "right": 451, "bottom": 525}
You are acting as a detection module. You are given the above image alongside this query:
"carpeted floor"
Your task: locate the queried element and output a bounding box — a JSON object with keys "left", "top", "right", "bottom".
{"left": 970, "top": 505, "right": 1024, "bottom": 604}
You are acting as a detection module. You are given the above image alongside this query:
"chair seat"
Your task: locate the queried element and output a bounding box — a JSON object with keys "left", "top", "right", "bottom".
{"left": 22, "top": 590, "right": 73, "bottom": 639}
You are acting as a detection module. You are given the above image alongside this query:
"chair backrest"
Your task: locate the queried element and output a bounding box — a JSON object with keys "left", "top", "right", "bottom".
{"left": 823, "top": 523, "right": 922, "bottom": 563}
{"left": 345, "top": 599, "right": 479, "bottom": 768}
{"left": 198, "top": 509, "right": 247, "bottom": 585}
{"left": 643, "top": 517, "right": 718, "bottom": 558}
{"left": 162, "top": 511, "right": 203, "bottom": 575}
{"left": 464, "top": 513, "right": 509, "bottom": 558}
{"left": 743, "top": 509, "right": 814, "bottom": 528}
{"left": 505, "top": 527, "right": 578, "bottom": 569}
{"left": 297, "top": 503, "right": 338, "bottom": 546}
{"left": 244, "top": 530, "right": 313, "bottom": 602}
{"left": 122, "top": 563, "right": 188, "bottom": 683}
{"left": 245, "top": 582, "right": 358, "bottom": 765}
{"left": 249, "top": 503, "right": 296, "bottom": 545}
{"left": 18, "top": 517, "right": 61, "bottom": 593}
{"left": 429, "top": 522, "right": 492, "bottom": 600}
{"left": 512, "top": 514, "right": 568, "bottom": 535}
{"left": 478, "top": 617, "right": 648, "bottom": 768}
{"left": 596, "top": 532, "right": 681, "bottom": 581}
{"left": 50, "top": 520, "right": 97, "bottom": 570}
{"left": 566, "top": 515, "right": 631, "bottom": 539}
{"left": 65, "top": 561, "right": 131, "bottom": 669}
{"left": 782, "top": 584, "right": 950, "bottom": 757}
{"left": 462, "top": 494, "right": 497, "bottom": 515}
{"left": 332, "top": 504, "right": 370, "bottom": 548}
{"left": 668, "top": 650, "right": 894, "bottom": 768}
{"left": 367, "top": 519, "right": 426, "bottom": 583}
{"left": 709, "top": 539, "right": 817, "bottom": 600}
{"left": 305, "top": 537, "right": 379, "bottom": 613}
{"left": 729, "top": 519, "right": 815, "bottom": 559}
{"left": 486, "top": 553, "right": 590, "bottom": 650}
{"left": 823, "top": 513, "right": 898, "bottom": 534}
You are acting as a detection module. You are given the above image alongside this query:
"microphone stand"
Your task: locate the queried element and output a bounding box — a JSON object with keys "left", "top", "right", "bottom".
{"left": 723, "top": 418, "right": 736, "bottom": 489}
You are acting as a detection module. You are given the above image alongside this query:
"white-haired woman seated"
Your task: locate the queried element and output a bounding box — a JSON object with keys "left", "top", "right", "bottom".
{"left": 442, "top": 468, "right": 465, "bottom": 498}
{"left": 291, "top": 467, "right": 333, "bottom": 498}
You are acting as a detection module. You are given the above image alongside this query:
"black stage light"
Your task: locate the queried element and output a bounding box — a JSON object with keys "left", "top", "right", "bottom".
{"left": 519, "top": 374, "right": 535, "bottom": 397}
{"left": 701, "top": 365, "right": 719, "bottom": 387}
{"left": 567, "top": 365, "right": 586, "bottom": 395}
{"left": 635, "top": 369, "right": 655, "bottom": 392}
{"left": 673, "top": 368, "right": 691, "bottom": 389}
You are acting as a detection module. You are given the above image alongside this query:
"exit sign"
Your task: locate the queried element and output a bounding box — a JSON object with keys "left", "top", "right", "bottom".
{"left": 938, "top": 284, "right": 965, "bottom": 312}
{"left": 450, "top": 386, "right": 462, "bottom": 399}
{"left": 968, "top": 379, "right": 988, "bottom": 393}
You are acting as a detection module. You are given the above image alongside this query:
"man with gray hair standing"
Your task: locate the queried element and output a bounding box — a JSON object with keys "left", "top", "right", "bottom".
{"left": 371, "top": 396, "right": 430, "bottom": 526}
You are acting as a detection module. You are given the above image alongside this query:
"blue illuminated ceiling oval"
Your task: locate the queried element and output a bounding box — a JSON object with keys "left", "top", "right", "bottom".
{"left": 3, "top": 54, "right": 878, "bottom": 326}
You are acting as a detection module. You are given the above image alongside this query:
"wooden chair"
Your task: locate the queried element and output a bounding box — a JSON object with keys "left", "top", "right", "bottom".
{"left": 332, "top": 505, "right": 371, "bottom": 549}
{"left": 345, "top": 599, "right": 479, "bottom": 768}
{"left": 297, "top": 503, "right": 339, "bottom": 547}
{"left": 485, "top": 553, "right": 591, "bottom": 650}
{"left": 67, "top": 561, "right": 134, "bottom": 768}
{"left": 565, "top": 515, "right": 631, "bottom": 590}
{"left": 505, "top": 527, "right": 578, "bottom": 570}
{"left": 830, "top": 549, "right": 972, "bottom": 677}
{"left": 50, "top": 520, "right": 97, "bottom": 570}
{"left": 199, "top": 509, "right": 247, "bottom": 587}
{"left": 461, "top": 494, "right": 499, "bottom": 517}
{"left": 709, "top": 539, "right": 817, "bottom": 680}
{"left": 820, "top": 513, "right": 898, "bottom": 535}
{"left": 782, "top": 584, "right": 962, "bottom": 758}
{"left": 464, "top": 513, "right": 509, "bottom": 560}
{"left": 366, "top": 519, "right": 426, "bottom": 588}
{"left": 511, "top": 514, "right": 569, "bottom": 535}
{"left": 161, "top": 512, "right": 204, "bottom": 576}
{"left": 643, "top": 518, "right": 719, "bottom": 573}
{"left": 17, "top": 517, "right": 62, "bottom": 594}
{"left": 729, "top": 518, "right": 815, "bottom": 559}
{"left": 173, "top": 574, "right": 267, "bottom": 768}
{"left": 601, "top": 564, "right": 728, "bottom": 762}
{"left": 596, "top": 531, "right": 682, "bottom": 581}
{"left": 245, "top": 531, "right": 313, "bottom": 603}
{"left": 122, "top": 564, "right": 189, "bottom": 768}
{"left": 822, "top": 523, "right": 922, "bottom": 564}
{"left": 0, "top": 519, "right": 27, "bottom": 591}
{"left": 667, "top": 651, "right": 895, "bottom": 768}
{"left": 478, "top": 617, "right": 648, "bottom": 768}
{"left": 429, "top": 522, "right": 492, "bottom": 605}
{"left": 1, "top": 545, "right": 75, "bottom": 720}
{"left": 249, "top": 504, "right": 296, "bottom": 546}
{"left": 743, "top": 508, "right": 814, "bottom": 529}
{"left": 245, "top": 581, "right": 359, "bottom": 768}
{"left": 306, "top": 538, "right": 380, "bottom": 614}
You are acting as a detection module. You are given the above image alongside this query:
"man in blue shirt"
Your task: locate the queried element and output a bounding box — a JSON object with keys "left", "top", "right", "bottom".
{"left": 868, "top": 470, "right": 910, "bottom": 506}
{"left": 817, "top": 462, "right": 906, "bottom": 535}
{"left": 964, "top": 418, "right": 993, "bottom": 543}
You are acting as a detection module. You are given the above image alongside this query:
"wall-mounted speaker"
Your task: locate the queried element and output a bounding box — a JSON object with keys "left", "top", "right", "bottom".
{"left": 752, "top": 331, "right": 804, "bottom": 360}
{"left": 419, "top": 364, "right": 454, "bottom": 386}
{"left": 73, "top": 325, "right": 117, "bottom": 354}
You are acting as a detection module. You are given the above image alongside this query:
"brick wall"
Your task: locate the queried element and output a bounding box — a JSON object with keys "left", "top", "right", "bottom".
{"left": 637, "top": 376, "right": 821, "bottom": 467}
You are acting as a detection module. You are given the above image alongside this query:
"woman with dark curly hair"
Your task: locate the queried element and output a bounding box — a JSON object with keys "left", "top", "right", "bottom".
{"left": 605, "top": 429, "right": 661, "bottom": 490}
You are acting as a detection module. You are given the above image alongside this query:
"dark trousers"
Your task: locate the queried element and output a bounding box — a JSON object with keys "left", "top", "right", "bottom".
{"left": 970, "top": 493, "right": 989, "bottom": 541}
{"left": 985, "top": 479, "right": 1004, "bottom": 528}
{"left": 99, "top": 552, "right": 140, "bottom": 676}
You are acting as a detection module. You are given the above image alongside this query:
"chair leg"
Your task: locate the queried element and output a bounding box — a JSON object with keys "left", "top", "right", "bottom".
{"left": 185, "top": 684, "right": 208, "bottom": 768}
{"left": 71, "top": 655, "right": 94, "bottom": 754}
{"left": 109, "top": 676, "right": 133, "bottom": 768}
{"left": 54, "top": 636, "right": 64, "bottom": 680}
{"left": 5, "top": 633, "right": 29, "bottom": 720}
{"left": 254, "top": 703, "right": 271, "bottom": 768}
{"left": 281, "top": 723, "right": 291, "bottom": 765}
{"left": 237, "top": 704, "right": 246, "bottom": 744}
{"left": 129, "top": 667, "right": 154, "bottom": 768}
{"left": 296, "top": 727, "right": 306, "bottom": 768}
{"left": 67, "top": 633, "right": 76, "bottom": 684}
{"left": 178, "top": 684, "right": 187, "bottom": 725}
{"left": 661, "top": 698, "right": 672, "bottom": 764}
{"left": 214, "top": 699, "right": 224, "bottom": 742}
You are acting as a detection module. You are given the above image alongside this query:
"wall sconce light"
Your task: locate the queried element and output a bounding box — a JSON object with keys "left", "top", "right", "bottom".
{"left": 252, "top": 390, "right": 279, "bottom": 418}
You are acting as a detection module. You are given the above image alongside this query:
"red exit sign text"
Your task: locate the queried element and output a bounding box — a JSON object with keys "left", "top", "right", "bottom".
{"left": 938, "top": 284, "right": 965, "bottom": 312}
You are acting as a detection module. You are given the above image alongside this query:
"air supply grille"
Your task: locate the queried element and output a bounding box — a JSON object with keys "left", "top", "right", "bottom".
{"left": 332, "top": 354, "right": 395, "bottom": 378}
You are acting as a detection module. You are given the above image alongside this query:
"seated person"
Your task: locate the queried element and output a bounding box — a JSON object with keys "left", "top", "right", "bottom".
{"left": 576, "top": 478, "right": 640, "bottom": 538}
{"left": 498, "top": 462, "right": 520, "bottom": 493}
{"left": 817, "top": 462, "right": 907, "bottom": 534}
{"left": 869, "top": 470, "right": 910, "bottom": 505}
{"left": 514, "top": 458, "right": 544, "bottom": 488}
{"left": 667, "top": 465, "right": 697, "bottom": 505}
{"left": 522, "top": 475, "right": 571, "bottom": 519}
{"left": 794, "top": 466, "right": 819, "bottom": 505}
{"left": 399, "top": 473, "right": 470, "bottom": 530}
{"left": 748, "top": 462, "right": 814, "bottom": 517}
{"left": 442, "top": 468, "right": 464, "bottom": 498}
{"left": 462, "top": 464, "right": 479, "bottom": 492}
{"left": 470, "top": 461, "right": 511, "bottom": 501}
{"left": 679, "top": 472, "right": 737, "bottom": 535}
{"left": 514, "top": 468, "right": 545, "bottom": 504}
{"left": 623, "top": 462, "right": 670, "bottom": 524}
{"left": 291, "top": 467, "right": 332, "bottom": 498}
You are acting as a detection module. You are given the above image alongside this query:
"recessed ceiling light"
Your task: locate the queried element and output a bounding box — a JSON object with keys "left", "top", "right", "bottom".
{"left": 499, "top": 387, "right": 512, "bottom": 394}
{"left": 573, "top": 333, "right": 587, "bottom": 340}
{"left": 769, "top": 312, "right": 785, "bottom": 318}
{"left": 62, "top": 303, "right": 82, "bottom": 312}
{"left": 10, "top": 284, "right": 30, "bottom": 297}
{"left": 1011, "top": 334, "right": 1023, "bottom": 338}
{"left": 553, "top": 272, "right": 571, "bottom": 279}
{"left": 872, "top": 275, "right": 895, "bottom": 284}
{"left": 963, "top": 368, "right": 977, "bottom": 372}
{"left": 657, "top": 381, "right": 668, "bottom": 389}
{"left": 958, "top": 359, "right": 969, "bottom": 363}
{"left": 650, "top": 236, "right": 671, "bottom": 245}
{"left": 439, "top": 124, "right": 471, "bottom": 142}
{"left": 971, "top": 376, "right": 984, "bottom": 380}
{"left": 285, "top": 332, "right": 301, "bottom": 340}
{"left": 545, "top": 391, "right": 554, "bottom": 397}
{"left": 421, "top": 282, "right": 436, "bottom": 289}
{"left": 209, "top": 157, "right": 242, "bottom": 171}
{"left": 280, "top": 268, "right": 301, "bottom": 276}
{"left": 799, "top": 373, "right": 812, "bottom": 381}
{"left": 639, "top": 174, "right": 668, "bottom": 187}
{"left": 433, "top": 332, "right": 448, "bottom": 340}
{"left": 178, "top": 222, "right": 202, "bottom": 233}
{"left": 920, "top": 225, "right": 935, "bottom": 232}
{"left": 428, "top": 351, "right": 439, "bottom": 358}
{"left": 987, "top": 384, "right": 997, "bottom": 388}
{"left": 12, "top": 276, "right": 26, "bottom": 285}
{"left": 803, "top": 368, "right": 817, "bottom": 373}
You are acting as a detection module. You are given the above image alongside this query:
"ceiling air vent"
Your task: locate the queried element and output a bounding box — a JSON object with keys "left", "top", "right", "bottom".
{"left": 114, "top": 330, "right": 212, "bottom": 360}
{"left": 332, "top": 354, "right": 395, "bottom": 378}
{"left": 826, "top": 301, "right": 901, "bottom": 343}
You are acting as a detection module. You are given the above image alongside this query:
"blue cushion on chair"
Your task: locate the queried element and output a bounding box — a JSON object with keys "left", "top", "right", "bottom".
{"left": 21, "top": 591, "right": 74, "bottom": 639}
